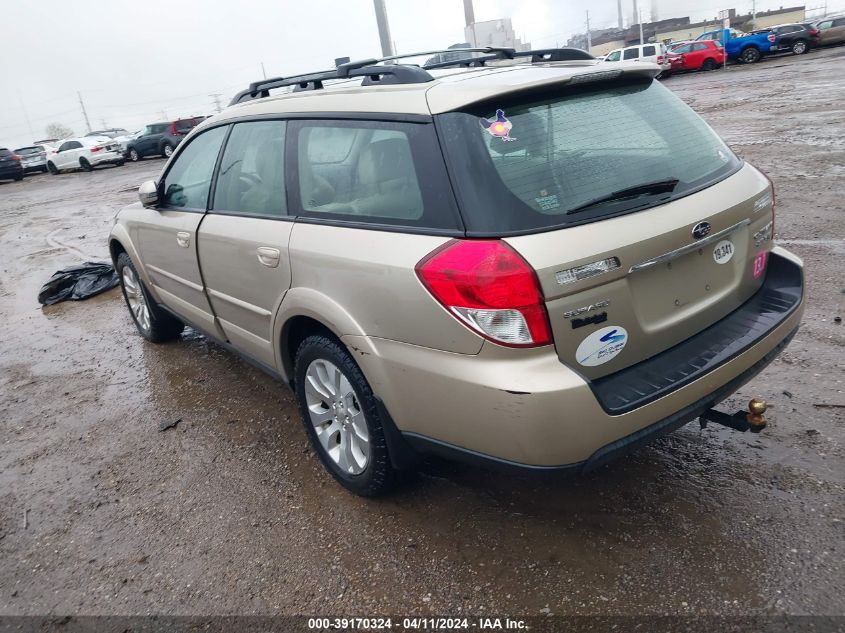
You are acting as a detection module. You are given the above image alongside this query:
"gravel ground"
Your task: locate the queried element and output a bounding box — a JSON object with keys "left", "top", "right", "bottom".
{"left": 0, "top": 46, "right": 842, "bottom": 619}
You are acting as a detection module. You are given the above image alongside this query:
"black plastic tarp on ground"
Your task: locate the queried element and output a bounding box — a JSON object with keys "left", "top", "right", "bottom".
{"left": 38, "top": 262, "right": 119, "bottom": 306}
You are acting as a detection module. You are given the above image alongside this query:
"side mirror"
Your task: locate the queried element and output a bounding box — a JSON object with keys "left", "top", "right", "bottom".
{"left": 138, "top": 180, "right": 160, "bottom": 208}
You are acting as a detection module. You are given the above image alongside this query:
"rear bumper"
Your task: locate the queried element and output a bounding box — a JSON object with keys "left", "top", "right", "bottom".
{"left": 90, "top": 151, "right": 123, "bottom": 165}
{"left": 0, "top": 164, "right": 23, "bottom": 178}
{"left": 346, "top": 247, "right": 804, "bottom": 469}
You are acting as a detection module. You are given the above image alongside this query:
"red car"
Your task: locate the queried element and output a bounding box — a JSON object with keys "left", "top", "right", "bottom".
{"left": 667, "top": 40, "right": 727, "bottom": 72}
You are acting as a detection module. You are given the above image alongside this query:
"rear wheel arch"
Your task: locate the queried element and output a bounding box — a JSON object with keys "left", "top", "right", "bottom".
{"left": 281, "top": 315, "right": 340, "bottom": 388}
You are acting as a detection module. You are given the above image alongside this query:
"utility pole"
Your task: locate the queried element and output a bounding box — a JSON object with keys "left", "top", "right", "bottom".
{"left": 16, "top": 89, "right": 34, "bottom": 141}
{"left": 261, "top": 61, "right": 267, "bottom": 79}
{"left": 585, "top": 11, "right": 592, "bottom": 52}
{"left": 639, "top": 8, "right": 645, "bottom": 44}
{"left": 617, "top": 0, "right": 624, "bottom": 28}
{"left": 463, "top": 0, "right": 474, "bottom": 26}
{"left": 77, "top": 91, "right": 91, "bottom": 134}
{"left": 372, "top": 0, "right": 395, "bottom": 57}
{"left": 752, "top": 0, "right": 756, "bottom": 22}
{"left": 210, "top": 94, "right": 223, "bottom": 114}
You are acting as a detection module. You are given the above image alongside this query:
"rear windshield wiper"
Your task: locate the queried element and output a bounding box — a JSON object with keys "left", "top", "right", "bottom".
{"left": 567, "top": 178, "right": 680, "bottom": 215}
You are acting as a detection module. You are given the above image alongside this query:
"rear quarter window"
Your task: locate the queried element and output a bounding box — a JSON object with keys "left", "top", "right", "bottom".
{"left": 290, "top": 120, "right": 461, "bottom": 232}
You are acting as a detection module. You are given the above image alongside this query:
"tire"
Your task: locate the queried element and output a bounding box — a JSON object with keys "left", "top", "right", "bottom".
{"left": 116, "top": 252, "right": 184, "bottom": 343}
{"left": 161, "top": 143, "right": 173, "bottom": 158}
{"left": 294, "top": 335, "right": 398, "bottom": 497}
{"left": 128, "top": 148, "right": 140, "bottom": 162}
{"left": 47, "top": 161, "right": 59, "bottom": 175}
{"left": 115, "top": 161, "right": 125, "bottom": 167}
{"left": 791, "top": 39, "right": 808, "bottom": 55}
{"left": 740, "top": 47, "right": 761, "bottom": 63}
{"left": 41, "top": 166, "right": 48, "bottom": 173}
{"left": 701, "top": 58, "right": 717, "bottom": 71}
{"left": 79, "top": 157, "right": 93, "bottom": 172}
{"left": 13, "top": 173, "right": 23, "bottom": 181}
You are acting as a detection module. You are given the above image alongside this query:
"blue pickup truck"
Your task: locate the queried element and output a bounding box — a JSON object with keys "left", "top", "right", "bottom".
{"left": 695, "top": 28, "right": 778, "bottom": 63}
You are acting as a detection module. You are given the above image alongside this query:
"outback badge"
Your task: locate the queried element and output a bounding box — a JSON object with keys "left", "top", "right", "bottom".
{"left": 692, "top": 221, "right": 712, "bottom": 240}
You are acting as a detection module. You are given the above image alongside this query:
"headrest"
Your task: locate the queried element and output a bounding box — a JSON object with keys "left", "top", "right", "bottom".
{"left": 357, "top": 138, "right": 415, "bottom": 186}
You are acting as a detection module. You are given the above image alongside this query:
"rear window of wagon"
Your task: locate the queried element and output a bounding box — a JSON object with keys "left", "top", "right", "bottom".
{"left": 437, "top": 78, "right": 742, "bottom": 236}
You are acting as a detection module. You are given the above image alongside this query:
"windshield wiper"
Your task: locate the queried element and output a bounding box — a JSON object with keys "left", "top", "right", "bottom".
{"left": 567, "top": 178, "right": 680, "bottom": 215}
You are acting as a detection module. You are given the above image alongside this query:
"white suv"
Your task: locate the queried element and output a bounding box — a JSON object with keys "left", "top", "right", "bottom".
{"left": 47, "top": 136, "right": 125, "bottom": 174}
{"left": 603, "top": 43, "right": 671, "bottom": 75}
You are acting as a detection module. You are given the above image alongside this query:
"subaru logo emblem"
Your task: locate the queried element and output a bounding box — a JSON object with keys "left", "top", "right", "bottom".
{"left": 692, "top": 221, "right": 711, "bottom": 240}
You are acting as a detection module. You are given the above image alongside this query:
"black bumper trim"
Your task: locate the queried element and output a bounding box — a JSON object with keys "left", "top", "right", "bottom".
{"left": 401, "top": 326, "right": 798, "bottom": 474}
{"left": 590, "top": 252, "right": 803, "bottom": 415}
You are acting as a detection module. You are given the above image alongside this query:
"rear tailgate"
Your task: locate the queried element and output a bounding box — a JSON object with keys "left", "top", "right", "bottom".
{"left": 506, "top": 164, "right": 775, "bottom": 380}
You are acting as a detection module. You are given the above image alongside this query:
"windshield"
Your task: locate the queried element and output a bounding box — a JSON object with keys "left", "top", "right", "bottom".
{"left": 437, "top": 78, "right": 741, "bottom": 235}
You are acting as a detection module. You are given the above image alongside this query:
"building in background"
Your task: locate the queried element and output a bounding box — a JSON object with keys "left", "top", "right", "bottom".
{"left": 569, "top": 5, "right": 805, "bottom": 55}
{"left": 465, "top": 18, "right": 531, "bottom": 51}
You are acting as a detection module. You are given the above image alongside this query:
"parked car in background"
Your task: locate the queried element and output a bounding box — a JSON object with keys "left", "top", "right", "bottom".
{"left": 0, "top": 148, "right": 24, "bottom": 181}
{"left": 113, "top": 129, "right": 141, "bottom": 155}
{"left": 761, "top": 23, "right": 818, "bottom": 55}
{"left": 813, "top": 15, "right": 845, "bottom": 46}
{"left": 667, "top": 40, "right": 726, "bottom": 72}
{"left": 602, "top": 43, "right": 671, "bottom": 75}
{"left": 46, "top": 136, "right": 125, "bottom": 174}
{"left": 125, "top": 117, "right": 205, "bottom": 161}
{"left": 696, "top": 28, "right": 777, "bottom": 63}
{"left": 13, "top": 145, "right": 51, "bottom": 173}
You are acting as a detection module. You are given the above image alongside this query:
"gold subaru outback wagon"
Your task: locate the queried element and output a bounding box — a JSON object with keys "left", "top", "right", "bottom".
{"left": 109, "top": 48, "right": 804, "bottom": 496}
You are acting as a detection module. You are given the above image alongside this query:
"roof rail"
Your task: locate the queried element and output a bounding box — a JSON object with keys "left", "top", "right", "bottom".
{"left": 423, "top": 47, "right": 594, "bottom": 70}
{"left": 228, "top": 47, "right": 595, "bottom": 106}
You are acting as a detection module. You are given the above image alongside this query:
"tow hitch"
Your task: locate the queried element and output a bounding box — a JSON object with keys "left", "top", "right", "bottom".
{"left": 699, "top": 398, "right": 768, "bottom": 433}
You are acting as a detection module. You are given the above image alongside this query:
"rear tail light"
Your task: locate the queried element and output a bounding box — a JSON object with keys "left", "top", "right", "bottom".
{"left": 760, "top": 170, "right": 776, "bottom": 237}
{"left": 768, "top": 33, "right": 777, "bottom": 42}
{"left": 657, "top": 55, "right": 664, "bottom": 63}
{"left": 11, "top": 154, "right": 22, "bottom": 161}
{"left": 90, "top": 146, "right": 103, "bottom": 153}
{"left": 415, "top": 240, "right": 552, "bottom": 348}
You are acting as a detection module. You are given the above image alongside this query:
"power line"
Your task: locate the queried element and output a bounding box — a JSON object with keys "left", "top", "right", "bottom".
{"left": 77, "top": 91, "right": 92, "bottom": 134}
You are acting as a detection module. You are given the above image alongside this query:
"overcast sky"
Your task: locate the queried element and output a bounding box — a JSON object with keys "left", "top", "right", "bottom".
{"left": 0, "top": 0, "right": 835, "bottom": 148}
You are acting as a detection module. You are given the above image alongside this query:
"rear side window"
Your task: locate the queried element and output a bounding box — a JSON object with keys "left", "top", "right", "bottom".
{"left": 161, "top": 126, "right": 227, "bottom": 210}
{"left": 643, "top": 45, "right": 656, "bottom": 56}
{"left": 623, "top": 48, "right": 639, "bottom": 59}
{"left": 291, "top": 120, "right": 461, "bottom": 231}
{"left": 213, "top": 120, "right": 287, "bottom": 217}
{"left": 437, "top": 79, "right": 741, "bottom": 235}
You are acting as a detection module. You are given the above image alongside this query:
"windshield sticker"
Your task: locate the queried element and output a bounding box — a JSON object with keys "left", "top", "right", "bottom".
{"left": 480, "top": 109, "right": 516, "bottom": 142}
{"left": 576, "top": 326, "right": 628, "bottom": 367}
{"left": 535, "top": 189, "right": 560, "bottom": 211}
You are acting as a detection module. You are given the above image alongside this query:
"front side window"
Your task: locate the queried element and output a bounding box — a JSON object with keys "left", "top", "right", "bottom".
{"left": 438, "top": 79, "right": 741, "bottom": 235}
{"left": 293, "top": 120, "right": 460, "bottom": 230}
{"left": 623, "top": 48, "right": 639, "bottom": 59}
{"left": 605, "top": 50, "right": 621, "bottom": 62}
{"left": 161, "top": 126, "right": 227, "bottom": 209}
{"left": 817, "top": 20, "right": 832, "bottom": 29}
{"left": 213, "top": 120, "right": 287, "bottom": 217}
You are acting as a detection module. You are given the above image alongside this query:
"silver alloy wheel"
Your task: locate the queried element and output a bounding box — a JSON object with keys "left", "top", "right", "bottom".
{"left": 304, "top": 359, "right": 370, "bottom": 475}
{"left": 793, "top": 40, "right": 807, "bottom": 54}
{"left": 129, "top": 149, "right": 139, "bottom": 161}
{"left": 122, "top": 266, "right": 151, "bottom": 332}
{"left": 163, "top": 144, "right": 173, "bottom": 157}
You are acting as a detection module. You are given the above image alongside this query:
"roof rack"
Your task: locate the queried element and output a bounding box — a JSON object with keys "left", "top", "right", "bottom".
{"left": 229, "top": 47, "right": 595, "bottom": 105}
{"left": 423, "top": 47, "right": 594, "bottom": 70}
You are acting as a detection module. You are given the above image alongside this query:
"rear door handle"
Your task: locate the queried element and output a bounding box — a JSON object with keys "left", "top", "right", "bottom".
{"left": 176, "top": 231, "right": 190, "bottom": 248}
{"left": 257, "top": 246, "right": 281, "bottom": 268}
